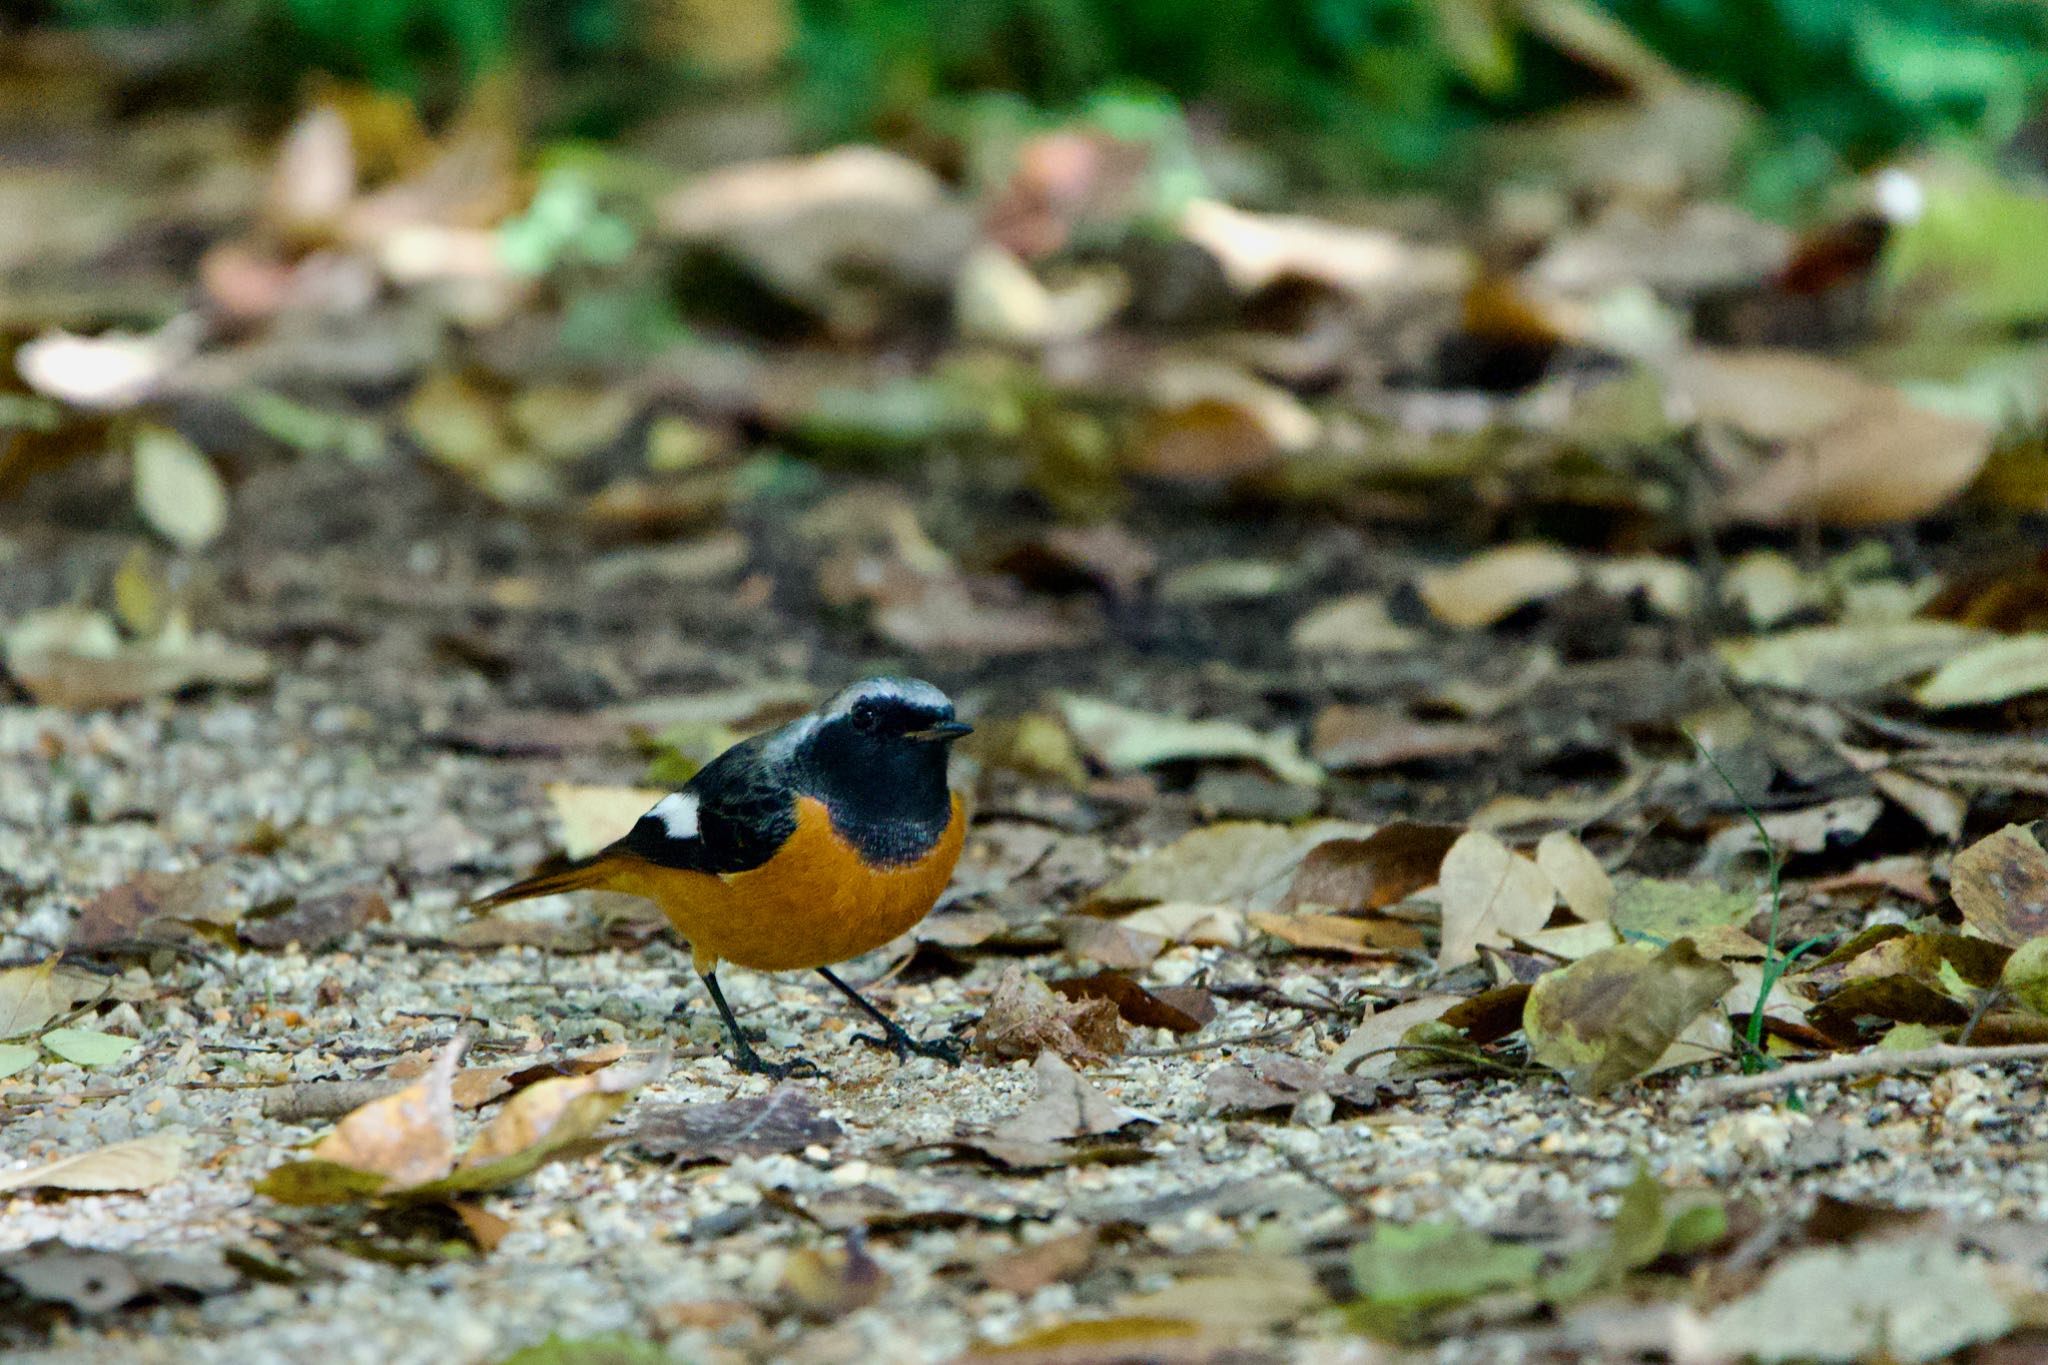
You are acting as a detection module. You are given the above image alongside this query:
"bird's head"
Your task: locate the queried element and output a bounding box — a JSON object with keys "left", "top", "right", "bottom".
{"left": 796, "top": 677, "right": 969, "bottom": 821}
{"left": 818, "top": 676, "right": 970, "bottom": 746}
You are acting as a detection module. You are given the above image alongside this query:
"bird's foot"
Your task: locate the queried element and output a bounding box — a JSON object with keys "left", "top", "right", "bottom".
{"left": 854, "top": 1027, "right": 964, "bottom": 1066}
{"left": 727, "top": 1044, "right": 820, "bottom": 1080}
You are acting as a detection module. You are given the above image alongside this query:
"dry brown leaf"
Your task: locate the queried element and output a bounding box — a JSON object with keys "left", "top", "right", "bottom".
{"left": 1178, "top": 198, "right": 1467, "bottom": 297}
{"left": 70, "top": 865, "right": 234, "bottom": 950}
{"left": 309, "top": 1036, "right": 463, "bottom": 1187}
{"left": 456, "top": 1057, "right": 657, "bottom": 1171}
{"left": 1328, "top": 996, "right": 1462, "bottom": 1077}
{"left": 1951, "top": 824, "right": 2048, "bottom": 948}
{"left": 973, "top": 966, "right": 1126, "bottom": 1063}
{"left": 1310, "top": 705, "right": 1503, "bottom": 770}
{"left": 1061, "top": 696, "right": 1323, "bottom": 787}
{"left": 1089, "top": 821, "right": 1362, "bottom": 911}
{"left": 1536, "top": 831, "right": 1614, "bottom": 922}
{"left": 3, "top": 607, "right": 271, "bottom": 710}
{"left": 1047, "top": 973, "right": 1215, "bottom": 1034}
{"left": 1280, "top": 823, "right": 1463, "bottom": 913}
{"left": 1289, "top": 594, "right": 1424, "bottom": 655}
{"left": 979, "top": 1230, "right": 1100, "bottom": 1295}
{"left": 1416, "top": 543, "right": 1583, "bottom": 629}
{"left": 992, "top": 1050, "right": 1152, "bottom": 1144}
{"left": 1672, "top": 349, "right": 1993, "bottom": 525}
{"left": 0, "top": 1133, "right": 186, "bottom": 1194}
{"left": 1247, "top": 910, "right": 1424, "bottom": 957}
{"left": 1436, "top": 830, "right": 1556, "bottom": 969}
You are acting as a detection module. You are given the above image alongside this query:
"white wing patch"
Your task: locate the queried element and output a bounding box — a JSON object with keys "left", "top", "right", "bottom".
{"left": 648, "top": 792, "right": 700, "bottom": 839}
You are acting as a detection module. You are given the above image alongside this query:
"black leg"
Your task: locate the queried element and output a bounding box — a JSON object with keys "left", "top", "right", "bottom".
{"left": 699, "top": 970, "right": 817, "bottom": 1079}
{"left": 816, "top": 967, "right": 962, "bottom": 1065}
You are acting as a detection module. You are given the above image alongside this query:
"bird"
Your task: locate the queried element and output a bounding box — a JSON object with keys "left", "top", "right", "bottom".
{"left": 473, "top": 677, "right": 972, "bottom": 1077}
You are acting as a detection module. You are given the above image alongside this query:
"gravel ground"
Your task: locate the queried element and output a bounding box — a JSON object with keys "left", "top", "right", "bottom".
{"left": 7, "top": 677, "right": 2048, "bottom": 1364}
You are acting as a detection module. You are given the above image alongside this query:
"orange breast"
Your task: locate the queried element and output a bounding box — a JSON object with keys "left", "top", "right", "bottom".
{"left": 621, "top": 794, "right": 965, "bottom": 973}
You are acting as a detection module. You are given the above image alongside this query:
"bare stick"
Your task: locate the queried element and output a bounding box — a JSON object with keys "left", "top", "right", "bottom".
{"left": 1687, "top": 1043, "right": 2048, "bottom": 1107}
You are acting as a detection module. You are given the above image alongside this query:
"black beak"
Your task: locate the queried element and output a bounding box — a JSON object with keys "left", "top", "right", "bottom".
{"left": 906, "top": 720, "right": 973, "bottom": 742}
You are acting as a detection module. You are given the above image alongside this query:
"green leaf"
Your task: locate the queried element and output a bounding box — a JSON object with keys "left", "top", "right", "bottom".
{"left": 253, "top": 1159, "right": 395, "bottom": 1206}
{"left": 1523, "top": 940, "right": 1736, "bottom": 1097}
{"left": 1348, "top": 1221, "right": 1544, "bottom": 1337}
{"left": 495, "top": 1333, "right": 672, "bottom": 1365}
{"left": 1610, "top": 878, "right": 1756, "bottom": 944}
{"left": 40, "top": 1028, "right": 139, "bottom": 1068}
{"left": 0, "top": 1042, "right": 39, "bottom": 1079}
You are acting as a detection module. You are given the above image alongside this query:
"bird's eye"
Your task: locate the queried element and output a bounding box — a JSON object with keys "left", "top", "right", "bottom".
{"left": 851, "top": 702, "right": 879, "bottom": 732}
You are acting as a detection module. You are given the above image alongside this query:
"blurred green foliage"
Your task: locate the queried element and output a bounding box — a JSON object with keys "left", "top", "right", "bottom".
{"left": 42, "top": 0, "right": 2048, "bottom": 195}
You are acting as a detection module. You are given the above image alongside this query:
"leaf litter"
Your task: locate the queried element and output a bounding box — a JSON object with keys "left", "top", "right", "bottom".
{"left": 14, "top": 45, "right": 2048, "bottom": 1365}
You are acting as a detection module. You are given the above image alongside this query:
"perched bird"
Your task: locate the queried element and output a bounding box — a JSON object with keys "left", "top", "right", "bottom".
{"left": 474, "top": 677, "right": 971, "bottom": 1076}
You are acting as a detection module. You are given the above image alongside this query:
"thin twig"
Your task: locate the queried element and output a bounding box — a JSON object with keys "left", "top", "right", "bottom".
{"left": 1126, "top": 1022, "right": 1308, "bottom": 1058}
{"left": 1687, "top": 1043, "right": 2048, "bottom": 1107}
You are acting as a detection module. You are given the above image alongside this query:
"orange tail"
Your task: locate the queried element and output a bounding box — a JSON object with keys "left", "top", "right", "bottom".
{"left": 469, "top": 849, "right": 640, "bottom": 914}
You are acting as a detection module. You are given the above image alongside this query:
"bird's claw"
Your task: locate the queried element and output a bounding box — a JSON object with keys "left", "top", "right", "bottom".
{"left": 728, "top": 1047, "right": 820, "bottom": 1080}
{"left": 854, "top": 1029, "right": 964, "bottom": 1066}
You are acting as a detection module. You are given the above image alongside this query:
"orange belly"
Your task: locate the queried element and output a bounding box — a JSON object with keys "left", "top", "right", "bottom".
{"left": 616, "top": 794, "right": 965, "bottom": 973}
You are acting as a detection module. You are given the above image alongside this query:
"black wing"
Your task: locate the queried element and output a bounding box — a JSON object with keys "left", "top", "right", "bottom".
{"left": 614, "top": 733, "right": 799, "bottom": 874}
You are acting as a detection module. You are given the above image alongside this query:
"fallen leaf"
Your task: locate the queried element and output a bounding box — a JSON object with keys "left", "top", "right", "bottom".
{"left": 1328, "top": 996, "right": 1463, "bottom": 1077}
{"left": 659, "top": 146, "right": 973, "bottom": 333}
{"left": 1536, "top": 831, "right": 1614, "bottom": 922}
{"left": 1609, "top": 878, "right": 1757, "bottom": 944}
{"left": 71, "top": 866, "right": 235, "bottom": 950}
{"left": 1280, "top": 823, "right": 1463, "bottom": 913}
{"left": 0, "top": 1133, "right": 185, "bottom": 1194}
{"left": 783, "top": 1234, "right": 889, "bottom": 1320}
{"left": 1717, "top": 621, "right": 1985, "bottom": 698}
{"left": 239, "top": 887, "right": 390, "bottom": 951}
{"left": 1117, "top": 902, "right": 1245, "bottom": 947}
{"left": 1435, "top": 830, "right": 1556, "bottom": 969}
{"left": 259, "top": 1037, "right": 464, "bottom": 1203}
{"left": 2003, "top": 938, "right": 2048, "bottom": 1016}
{"left": 40, "top": 1028, "right": 138, "bottom": 1068}
{"left": 633, "top": 1087, "right": 842, "bottom": 1163}
{"left": 1416, "top": 543, "right": 1583, "bottom": 629}
{"left": 1247, "top": 911, "right": 1424, "bottom": 957}
{"left": 1702, "top": 796, "right": 1883, "bottom": 870}
{"left": 497, "top": 1333, "right": 672, "bottom": 1365}
{"left": 14, "top": 318, "right": 198, "bottom": 410}
{"left": 1178, "top": 198, "right": 1465, "bottom": 298}
{"left": 973, "top": 967, "right": 1126, "bottom": 1063}
{"left": 0, "top": 959, "right": 102, "bottom": 1040}
{"left": 1348, "top": 1221, "right": 1544, "bottom": 1338}
{"left": 1091, "top": 822, "right": 1359, "bottom": 912}
{"left": 979, "top": 1230, "right": 1100, "bottom": 1295}
{"left": 2, "top": 607, "right": 270, "bottom": 710}
{"left": 132, "top": 425, "right": 227, "bottom": 551}
{"left": 1672, "top": 349, "right": 1994, "bottom": 525}
{"left": 1059, "top": 694, "right": 1323, "bottom": 787}
{"left": 1129, "top": 362, "right": 1317, "bottom": 484}
{"left": 1289, "top": 594, "right": 1424, "bottom": 655}
{"left": 423, "top": 1057, "right": 658, "bottom": 1194}
{"left": 544, "top": 784, "right": 668, "bottom": 860}
{"left": 1117, "top": 1252, "right": 1327, "bottom": 1332}
{"left": 1523, "top": 940, "right": 1735, "bottom": 1096}
{"left": 1203, "top": 1050, "right": 1385, "bottom": 1115}
{"left": 991, "top": 1050, "right": 1152, "bottom": 1144}
{"left": 1914, "top": 634, "right": 2048, "bottom": 708}
{"left": 0, "top": 1044, "right": 38, "bottom": 1079}
{"left": 1056, "top": 917, "right": 1165, "bottom": 969}
{"left": 1703, "top": 1235, "right": 2014, "bottom": 1363}
{"left": 1309, "top": 706, "right": 1503, "bottom": 770}
{"left": 1951, "top": 824, "right": 2048, "bottom": 947}
{"left": 1047, "top": 973, "right": 1214, "bottom": 1034}
{"left": 1869, "top": 770, "right": 1967, "bottom": 842}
